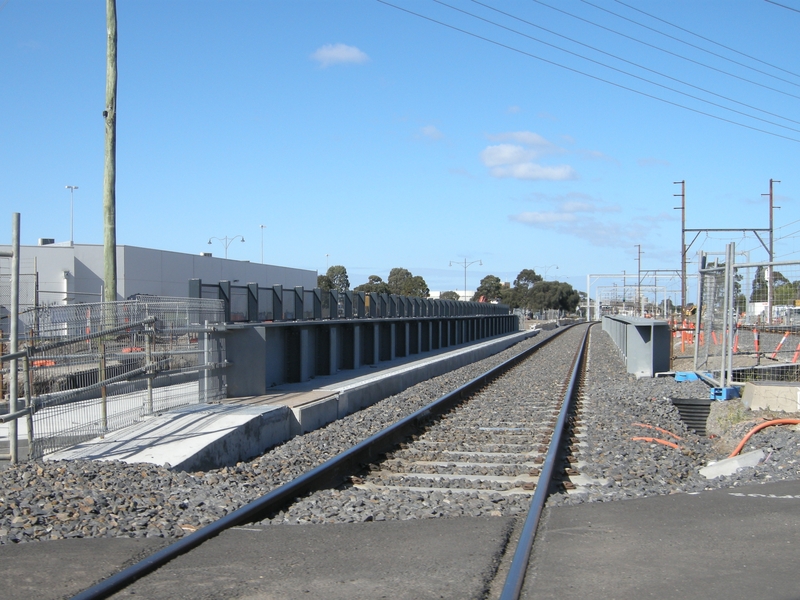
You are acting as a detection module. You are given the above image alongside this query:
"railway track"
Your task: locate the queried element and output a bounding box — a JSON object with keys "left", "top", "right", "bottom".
{"left": 71, "top": 323, "right": 592, "bottom": 600}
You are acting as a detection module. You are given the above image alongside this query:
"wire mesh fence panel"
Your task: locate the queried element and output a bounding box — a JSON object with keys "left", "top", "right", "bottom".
{"left": 696, "top": 266, "right": 726, "bottom": 374}
{"left": 0, "top": 273, "right": 37, "bottom": 338}
{"left": 695, "top": 259, "right": 800, "bottom": 384}
{"left": 3, "top": 296, "right": 225, "bottom": 459}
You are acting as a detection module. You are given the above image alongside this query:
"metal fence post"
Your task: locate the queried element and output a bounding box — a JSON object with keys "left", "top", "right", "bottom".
{"left": 272, "top": 285, "right": 283, "bottom": 321}
{"left": 343, "top": 290, "right": 353, "bottom": 319}
{"left": 247, "top": 283, "right": 258, "bottom": 322}
{"left": 100, "top": 341, "right": 108, "bottom": 430}
{"left": 219, "top": 281, "right": 231, "bottom": 323}
{"left": 8, "top": 212, "right": 20, "bottom": 463}
{"left": 22, "top": 353, "right": 33, "bottom": 459}
{"left": 145, "top": 329, "right": 154, "bottom": 414}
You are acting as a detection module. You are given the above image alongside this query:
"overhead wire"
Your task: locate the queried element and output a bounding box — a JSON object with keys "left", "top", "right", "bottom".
{"left": 534, "top": 0, "right": 800, "bottom": 100}
{"left": 583, "top": 0, "right": 800, "bottom": 88}
{"left": 613, "top": 0, "right": 800, "bottom": 81}
{"left": 410, "top": 0, "right": 800, "bottom": 141}
{"left": 765, "top": 0, "right": 800, "bottom": 15}
{"left": 466, "top": 0, "right": 800, "bottom": 129}
{"left": 375, "top": 0, "right": 800, "bottom": 143}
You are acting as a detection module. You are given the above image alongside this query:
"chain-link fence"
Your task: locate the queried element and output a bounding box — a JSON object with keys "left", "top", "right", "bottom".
{"left": 2, "top": 296, "right": 226, "bottom": 459}
{"left": 0, "top": 272, "right": 36, "bottom": 338}
{"left": 694, "top": 245, "right": 800, "bottom": 385}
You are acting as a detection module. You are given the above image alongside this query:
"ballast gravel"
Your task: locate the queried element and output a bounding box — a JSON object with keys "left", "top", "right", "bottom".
{"left": 2, "top": 324, "right": 800, "bottom": 545}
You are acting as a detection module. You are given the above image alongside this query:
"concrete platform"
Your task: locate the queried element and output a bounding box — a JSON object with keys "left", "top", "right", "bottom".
{"left": 47, "top": 330, "right": 539, "bottom": 471}
{"left": 526, "top": 480, "right": 800, "bottom": 600}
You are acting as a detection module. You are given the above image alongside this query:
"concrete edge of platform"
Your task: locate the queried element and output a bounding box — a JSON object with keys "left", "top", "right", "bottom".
{"left": 289, "top": 330, "right": 540, "bottom": 436}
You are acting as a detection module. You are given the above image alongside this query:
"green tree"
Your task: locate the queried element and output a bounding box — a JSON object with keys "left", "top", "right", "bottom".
{"left": 386, "top": 267, "right": 430, "bottom": 297}
{"left": 318, "top": 265, "right": 349, "bottom": 294}
{"left": 514, "top": 269, "right": 542, "bottom": 289}
{"left": 440, "top": 290, "right": 460, "bottom": 301}
{"left": 354, "top": 275, "right": 390, "bottom": 294}
{"left": 530, "top": 281, "right": 581, "bottom": 312}
{"left": 473, "top": 275, "right": 503, "bottom": 301}
{"left": 326, "top": 265, "right": 349, "bottom": 294}
{"left": 511, "top": 269, "right": 543, "bottom": 310}
{"left": 317, "top": 274, "right": 331, "bottom": 291}
{"left": 751, "top": 266, "right": 792, "bottom": 303}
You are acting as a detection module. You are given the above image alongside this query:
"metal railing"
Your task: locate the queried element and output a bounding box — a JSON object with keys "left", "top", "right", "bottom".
{"left": 1, "top": 296, "right": 226, "bottom": 461}
{"left": 190, "top": 279, "right": 511, "bottom": 323}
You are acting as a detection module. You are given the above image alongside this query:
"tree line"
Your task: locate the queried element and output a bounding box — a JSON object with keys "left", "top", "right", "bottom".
{"left": 317, "top": 265, "right": 581, "bottom": 313}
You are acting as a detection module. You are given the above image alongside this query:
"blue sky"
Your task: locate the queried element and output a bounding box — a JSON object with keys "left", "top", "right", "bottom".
{"left": 2, "top": 0, "right": 799, "bottom": 302}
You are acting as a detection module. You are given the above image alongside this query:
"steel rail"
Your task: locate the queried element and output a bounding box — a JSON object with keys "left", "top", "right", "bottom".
{"left": 70, "top": 324, "right": 581, "bottom": 600}
{"left": 499, "top": 323, "right": 593, "bottom": 600}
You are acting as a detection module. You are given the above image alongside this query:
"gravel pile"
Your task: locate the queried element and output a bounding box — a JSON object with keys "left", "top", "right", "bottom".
{"left": 549, "top": 328, "right": 800, "bottom": 507}
{"left": 2, "top": 324, "right": 800, "bottom": 545}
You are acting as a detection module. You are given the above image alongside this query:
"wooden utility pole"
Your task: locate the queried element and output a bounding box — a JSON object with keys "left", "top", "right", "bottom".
{"left": 103, "top": 0, "right": 118, "bottom": 304}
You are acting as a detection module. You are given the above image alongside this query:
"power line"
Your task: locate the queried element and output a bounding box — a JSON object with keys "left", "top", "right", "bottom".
{"left": 765, "top": 0, "right": 800, "bottom": 15}
{"left": 614, "top": 0, "right": 800, "bottom": 81}
{"left": 533, "top": 0, "right": 800, "bottom": 100}
{"left": 430, "top": 0, "right": 800, "bottom": 137}
{"left": 375, "top": 0, "right": 800, "bottom": 143}
{"left": 466, "top": 0, "right": 800, "bottom": 129}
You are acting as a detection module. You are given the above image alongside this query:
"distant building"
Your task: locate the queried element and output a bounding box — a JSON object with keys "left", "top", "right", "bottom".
{"left": 0, "top": 242, "right": 317, "bottom": 307}
{"left": 429, "top": 290, "right": 475, "bottom": 302}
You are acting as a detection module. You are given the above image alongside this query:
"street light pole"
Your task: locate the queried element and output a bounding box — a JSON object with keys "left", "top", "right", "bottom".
{"left": 534, "top": 264, "right": 558, "bottom": 280}
{"left": 65, "top": 185, "right": 78, "bottom": 246}
{"left": 208, "top": 235, "right": 245, "bottom": 260}
{"left": 449, "top": 258, "right": 482, "bottom": 301}
{"left": 260, "top": 225, "right": 266, "bottom": 263}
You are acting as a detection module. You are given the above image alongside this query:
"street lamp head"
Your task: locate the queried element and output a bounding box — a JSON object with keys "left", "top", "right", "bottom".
{"left": 208, "top": 239, "right": 212, "bottom": 244}
{"left": 240, "top": 237, "right": 245, "bottom": 242}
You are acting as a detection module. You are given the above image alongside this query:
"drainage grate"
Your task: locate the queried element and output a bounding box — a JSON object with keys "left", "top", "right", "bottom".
{"left": 670, "top": 397, "right": 712, "bottom": 437}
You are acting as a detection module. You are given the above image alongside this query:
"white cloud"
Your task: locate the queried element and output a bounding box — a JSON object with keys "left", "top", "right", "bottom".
{"left": 507, "top": 105, "right": 521, "bottom": 114}
{"left": 512, "top": 211, "right": 577, "bottom": 224}
{"left": 486, "top": 132, "right": 560, "bottom": 154}
{"left": 421, "top": 125, "right": 443, "bottom": 140}
{"left": 490, "top": 163, "right": 577, "bottom": 181}
{"left": 637, "top": 157, "right": 671, "bottom": 167}
{"left": 509, "top": 192, "right": 635, "bottom": 248}
{"left": 311, "top": 43, "right": 369, "bottom": 68}
{"left": 480, "top": 132, "right": 574, "bottom": 181}
{"left": 480, "top": 144, "right": 536, "bottom": 167}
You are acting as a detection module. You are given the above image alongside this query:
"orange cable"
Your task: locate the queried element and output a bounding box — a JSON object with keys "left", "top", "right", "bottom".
{"left": 632, "top": 422, "right": 682, "bottom": 441}
{"left": 631, "top": 436, "right": 680, "bottom": 450}
{"left": 727, "top": 419, "right": 800, "bottom": 458}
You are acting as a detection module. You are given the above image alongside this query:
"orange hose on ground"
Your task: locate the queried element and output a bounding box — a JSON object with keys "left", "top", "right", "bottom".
{"left": 727, "top": 419, "right": 800, "bottom": 458}
{"left": 631, "top": 436, "right": 680, "bottom": 450}
{"left": 632, "top": 422, "right": 682, "bottom": 441}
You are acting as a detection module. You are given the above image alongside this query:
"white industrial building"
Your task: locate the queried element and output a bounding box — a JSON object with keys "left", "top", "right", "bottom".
{"left": 0, "top": 242, "right": 317, "bottom": 307}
